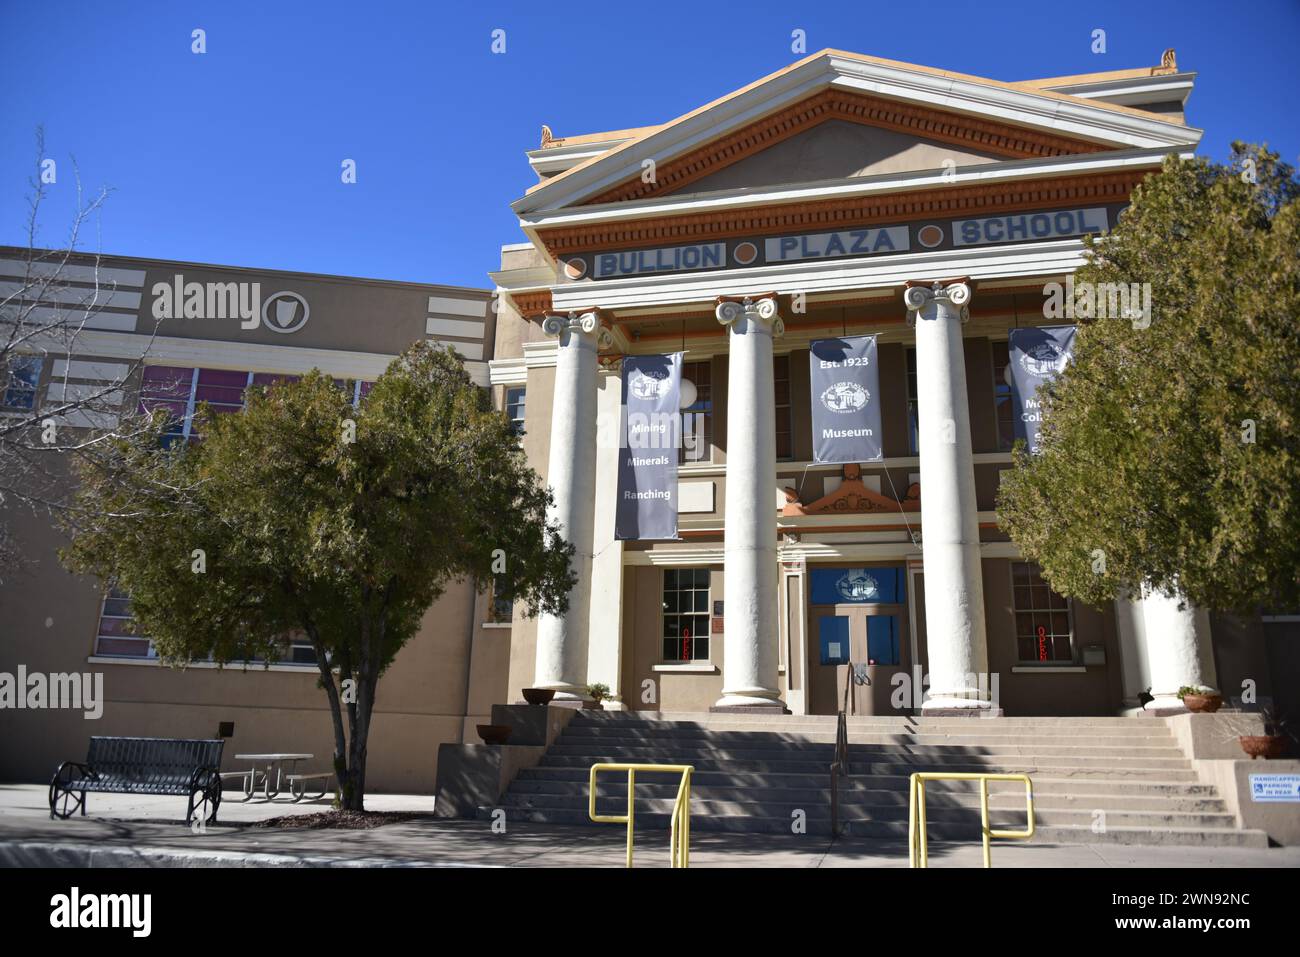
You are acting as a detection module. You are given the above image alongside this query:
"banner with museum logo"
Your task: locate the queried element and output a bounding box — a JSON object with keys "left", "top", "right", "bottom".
{"left": 615, "top": 353, "right": 683, "bottom": 541}
{"left": 1008, "top": 325, "right": 1076, "bottom": 453}
{"left": 809, "top": 335, "right": 883, "bottom": 464}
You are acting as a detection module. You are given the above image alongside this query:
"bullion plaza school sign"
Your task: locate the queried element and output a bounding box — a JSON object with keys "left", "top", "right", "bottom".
{"left": 560, "top": 205, "right": 1121, "bottom": 281}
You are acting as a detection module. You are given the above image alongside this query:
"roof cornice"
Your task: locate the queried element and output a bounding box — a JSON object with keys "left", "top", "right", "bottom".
{"left": 513, "top": 50, "right": 1201, "bottom": 216}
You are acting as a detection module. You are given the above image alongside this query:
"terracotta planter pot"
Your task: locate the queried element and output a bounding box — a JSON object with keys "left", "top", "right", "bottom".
{"left": 1239, "top": 735, "right": 1286, "bottom": 760}
{"left": 476, "top": 724, "right": 513, "bottom": 746}
{"left": 1182, "top": 693, "right": 1223, "bottom": 713}
{"left": 522, "top": 688, "right": 556, "bottom": 707}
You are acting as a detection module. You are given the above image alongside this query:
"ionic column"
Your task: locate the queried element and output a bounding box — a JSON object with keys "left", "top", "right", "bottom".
{"left": 533, "top": 312, "right": 606, "bottom": 700}
{"left": 1114, "top": 587, "right": 1153, "bottom": 711}
{"left": 714, "top": 296, "right": 784, "bottom": 710}
{"left": 1139, "top": 588, "right": 1219, "bottom": 714}
{"left": 904, "top": 279, "right": 992, "bottom": 713}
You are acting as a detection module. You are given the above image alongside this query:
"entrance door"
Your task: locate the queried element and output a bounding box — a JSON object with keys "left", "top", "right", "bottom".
{"left": 809, "top": 603, "right": 908, "bottom": 715}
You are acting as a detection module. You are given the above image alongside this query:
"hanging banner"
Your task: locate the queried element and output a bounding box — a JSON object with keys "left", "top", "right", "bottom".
{"left": 615, "top": 353, "right": 682, "bottom": 541}
{"left": 1008, "top": 325, "right": 1076, "bottom": 453}
{"left": 809, "top": 335, "right": 883, "bottom": 463}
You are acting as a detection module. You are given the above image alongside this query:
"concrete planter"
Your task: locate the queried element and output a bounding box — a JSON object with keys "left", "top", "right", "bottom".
{"left": 1239, "top": 735, "right": 1287, "bottom": 759}
{"left": 1182, "top": 693, "right": 1223, "bottom": 713}
{"left": 476, "top": 724, "right": 513, "bottom": 746}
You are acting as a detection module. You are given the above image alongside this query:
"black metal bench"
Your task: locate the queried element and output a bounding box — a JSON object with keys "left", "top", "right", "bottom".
{"left": 49, "top": 737, "right": 225, "bottom": 825}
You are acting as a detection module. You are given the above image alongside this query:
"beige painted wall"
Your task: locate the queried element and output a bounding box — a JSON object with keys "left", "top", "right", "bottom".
{"left": 0, "top": 492, "right": 481, "bottom": 791}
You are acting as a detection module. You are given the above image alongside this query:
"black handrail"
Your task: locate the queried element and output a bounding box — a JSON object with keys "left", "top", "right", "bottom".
{"left": 830, "top": 663, "right": 868, "bottom": 837}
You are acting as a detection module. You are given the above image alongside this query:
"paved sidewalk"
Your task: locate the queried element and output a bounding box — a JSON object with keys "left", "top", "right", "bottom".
{"left": 2, "top": 784, "right": 1295, "bottom": 868}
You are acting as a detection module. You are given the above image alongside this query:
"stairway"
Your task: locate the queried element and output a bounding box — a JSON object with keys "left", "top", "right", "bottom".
{"left": 486, "top": 711, "right": 1269, "bottom": 847}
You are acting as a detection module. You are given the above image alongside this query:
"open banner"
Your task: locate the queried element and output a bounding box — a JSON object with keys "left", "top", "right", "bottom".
{"left": 615, "top": 353, "right": 682, "bottom": 541}
{"left": 1008, "top": 325, "right": 1076, "bottom": 453}
{"left": 809, "top": 335, "right": 883, "bottom": 463}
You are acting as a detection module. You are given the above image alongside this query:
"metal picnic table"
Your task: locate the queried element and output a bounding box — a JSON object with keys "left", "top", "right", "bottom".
{"left": 231, "top": 753, "right": 314, "bottom": 801}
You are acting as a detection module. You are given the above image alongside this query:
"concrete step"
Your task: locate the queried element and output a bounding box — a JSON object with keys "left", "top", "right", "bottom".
{"left": 539, "top": 752, "right": 1193, "bottom": 772}
{"left": 500, "top": 792, "right": 1241, "bottom": 831}
{"left": 577, "top": 713, "right": 1175, "bottom": 733}
{"left": 511, "top": 779, "right": 1227, "bottom": 812}
{"left": 529, "top": 761, "right": 1203, "bottom": 783}
{"left": 516, "top": 766, "right": 1214, "bottom": 795}
{"left": 481, "top": 805, "right": 1269, "bottom": 847}
{"left": 559, "top": 728, "right": 1178, "bottom": 748}
{"left": 548, "top": 738, "right": 1190, "bottom": 759}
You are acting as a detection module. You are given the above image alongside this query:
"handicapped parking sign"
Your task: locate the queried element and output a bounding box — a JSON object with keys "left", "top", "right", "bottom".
{"left": 1249, "top": 774, "right": 1300, "bottom": 802}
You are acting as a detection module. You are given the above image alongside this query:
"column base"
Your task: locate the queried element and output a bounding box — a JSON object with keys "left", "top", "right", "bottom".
{"left": 922, "top": 694, "right": 1000, "bottom": 717}
{"left": 709, "top": 702, "right": 790, "bottom": 714}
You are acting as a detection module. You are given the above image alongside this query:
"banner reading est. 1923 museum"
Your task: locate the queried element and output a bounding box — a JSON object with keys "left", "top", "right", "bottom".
{"left": 615, "top": 353, "right": 682, "bottom": 541}
{"left": 1007, "top": 325, "right": 1076, "bottom": 453}
{"left": 809, "top": 335, "right": 883, "bottom": 464}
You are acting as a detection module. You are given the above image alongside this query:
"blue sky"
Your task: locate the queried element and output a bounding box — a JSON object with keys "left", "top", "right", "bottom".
{"left": 2, "top": 0, "right": 1296, "bottom": 288}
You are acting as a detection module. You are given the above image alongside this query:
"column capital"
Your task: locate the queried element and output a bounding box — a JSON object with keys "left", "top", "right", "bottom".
{"left": 715, "top": 295, "right": 784, "bottom": 337}
{"left": 903, "top": 278, "right": 972, "bottom": 327}
{"left": 541, "top": 311, "right": 613, "bottom": 349}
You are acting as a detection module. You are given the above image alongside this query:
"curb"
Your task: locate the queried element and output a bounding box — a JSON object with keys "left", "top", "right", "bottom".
{"left": 0, "top": 841, "right": 493, "bottom": 869}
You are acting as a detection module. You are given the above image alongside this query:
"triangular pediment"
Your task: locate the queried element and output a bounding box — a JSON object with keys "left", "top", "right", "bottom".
{"left": 580, "top": 88, "right": 1110, "bottom": 206}
{"left": 514, "top": 49, "right": 1201, "bottom": 216}
{"left": 682, "top": 118, "right": 1006, "bottom": 195}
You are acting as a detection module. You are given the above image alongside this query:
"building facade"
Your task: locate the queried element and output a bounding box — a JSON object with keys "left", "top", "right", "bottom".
{"left": 486, "top": 49, "right": 1296, "bottom": 721}
{"left": 3, "top": 49, "right": 1296, "bottom": 796}
{"left": 0, "top": 251, "right": 505, "bottom": 790}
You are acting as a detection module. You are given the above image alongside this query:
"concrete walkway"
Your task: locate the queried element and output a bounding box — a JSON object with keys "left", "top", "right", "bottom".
{"left": 1, "top": 784, "right": 1295, "bottom": 868}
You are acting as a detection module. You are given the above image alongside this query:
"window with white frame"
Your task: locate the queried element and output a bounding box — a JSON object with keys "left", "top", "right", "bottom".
{"left": 138, "top": 366, "right": 371, "bottom": 446}
{"left": 1011, "top": 562, "right": 1074, "bottom": 663}
{"left": 2, "top": 355, "right": 42, "bottom": 410}
{"left": 906, "top": 347, "right": 919, "bottom": 455}
{"left": 93, "top": 587, "right": 317, "bottom": 665}
{"left": 774, "top": 354, "right": 792, "bottom": 460}
{"left": 662, "top": 568, "right": 711, "bottom": 662}
{"left": 679, "top": 360, "right": 712, "bottom": 464}
{"left": 992, "top": 340, "right": 1015, "bottom": 451}
{"left": 487, "top": 574, "right": 514, "bottom": 624}
{"left": 504, "top": 386, "right": 526, "bottom": 436}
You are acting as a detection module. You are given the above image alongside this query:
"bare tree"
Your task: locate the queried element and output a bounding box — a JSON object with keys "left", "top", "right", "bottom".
{"left": 0, "top": 127, "right": 162, "bottom": 575}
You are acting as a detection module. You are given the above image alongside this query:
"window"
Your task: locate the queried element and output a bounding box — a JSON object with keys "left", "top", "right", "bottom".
{"left": 504, "top": 386, "right": 526, "bottom": 436}
{"left": 488, "top": 575, "right": 514, "bottom": 624}
{"left": 991, "top": 341, "right": 1015, "bottom": 451}
{"left": 905, "top": 348, "right": 919, "bottom": 455}
{"left": 1011, "top": 562, "right": 1074, "bottom": 663}
{"left": 662, "top": 568, "right": 710, "bottom": 661}
{"left": 774, "top": 354, "right": 792, "bottom": 460}
{"left": 679, "top": 360, "right": 712, "bottom": 464}
{"left": 138, "top": 365, "right": 369, "bottom": 445}
{"left": 94, "top": 587, "right": 153, "bottom": 658}
{"left": 3, "top": 355, "right": 43, "bottom": 410}
{"left": 93, "top": 587, "right": 317, "bottom": 665}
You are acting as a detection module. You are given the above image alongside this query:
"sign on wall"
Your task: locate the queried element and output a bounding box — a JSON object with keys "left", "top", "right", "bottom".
{"left": 1249, "top": 774, "right": 1300, "bottom": 802}
{"left": 810, "top": 567, "right": 906, "bottom": 605}
{"left": 615, "top": 353, "right": 682, "bottom": 541}
{"left": 1007, "top": 325, "right": 1076, "bottom": 453}
{"left": 809, "top": 335, "right": 883, "bottom": 464}
{"left": 559, "top": 206, "right": 1120, "bottom": 282}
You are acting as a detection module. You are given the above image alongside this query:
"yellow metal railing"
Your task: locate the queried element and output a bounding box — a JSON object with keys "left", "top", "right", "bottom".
{"left": 589, "top": 763, "right": 693, "bottom": 868}
{"left": 908, "top": 772, "right": 1034, "bottom": 868}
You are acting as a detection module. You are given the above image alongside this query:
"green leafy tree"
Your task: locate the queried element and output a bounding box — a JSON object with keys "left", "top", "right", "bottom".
{"left": 998, "top": 144, "right": 1299, "bottom": 615}
{"left": 61, "top": 343, "right": 575, "bottom": 809}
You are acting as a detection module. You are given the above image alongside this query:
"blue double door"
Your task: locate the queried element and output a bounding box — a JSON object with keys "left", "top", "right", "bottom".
{"left": 808, "top": 566, "right": 911, "bottom": 716}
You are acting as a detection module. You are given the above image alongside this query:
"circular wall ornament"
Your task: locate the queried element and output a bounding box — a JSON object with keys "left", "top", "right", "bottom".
{"left": 733, "top": 241, "right": 758, "bottom": 266}
{"left": 917, "top": 224, "right": 944, "bottom": 248}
